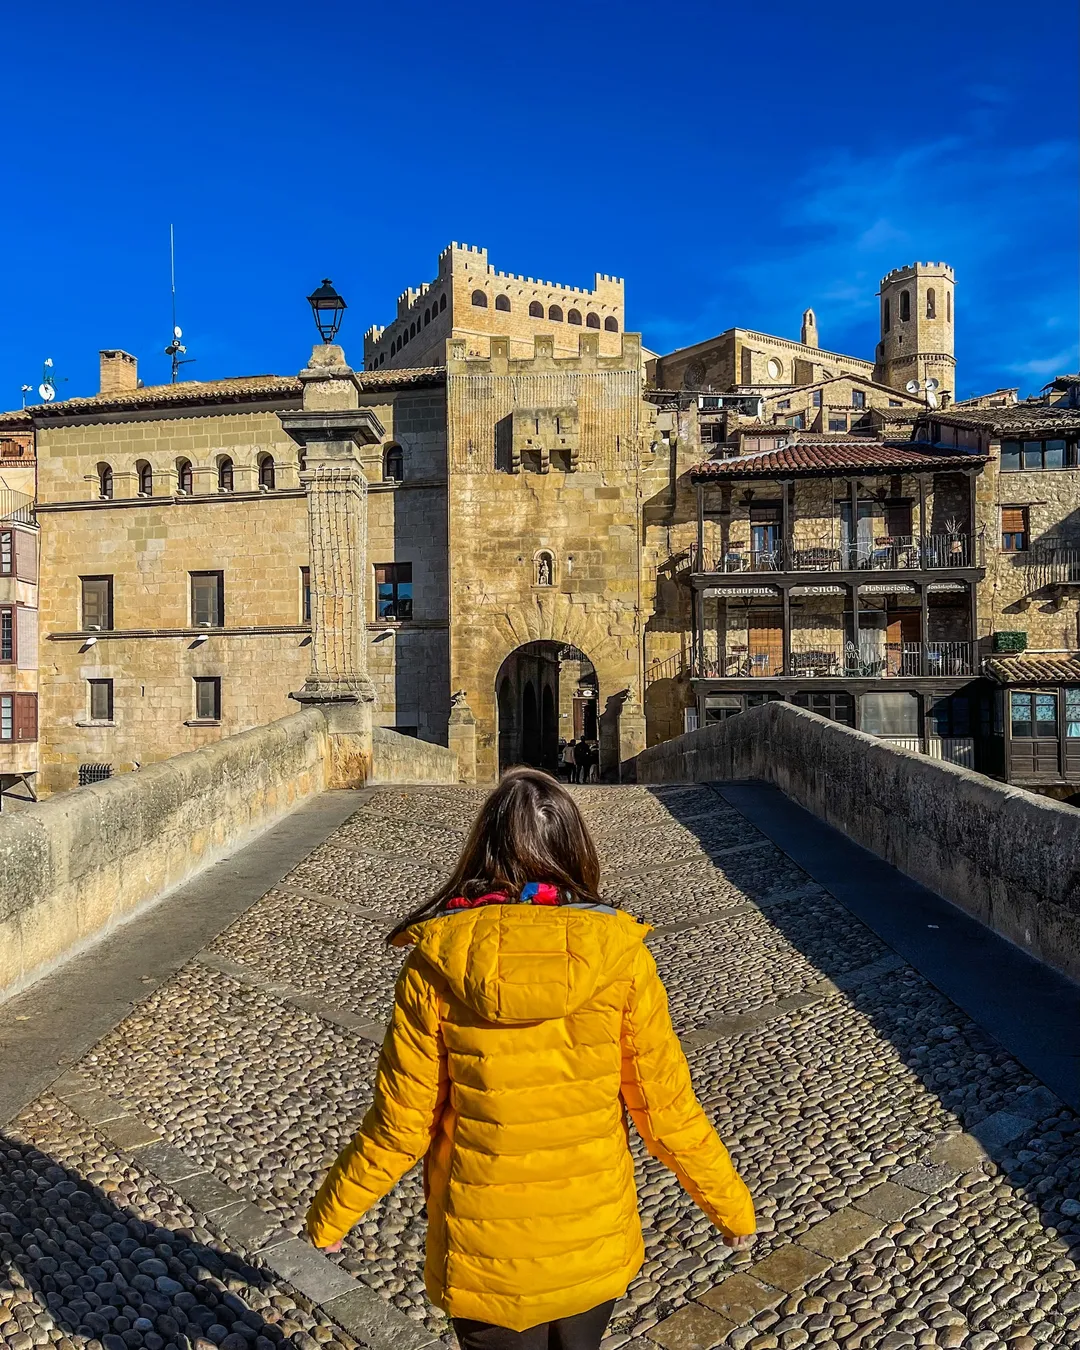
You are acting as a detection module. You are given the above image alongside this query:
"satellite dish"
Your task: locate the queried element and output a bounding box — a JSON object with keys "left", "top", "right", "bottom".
{"left": 926, "top": 377, "right": 939, "bottom": 391}
{"left": 174, "top": 325, "right": 183, "bottom": 340}
{"left": 38, "top": 382, "right": 55, "bottom": 402}
{"left": 906, "top": 380, "right": 920, "bottom": 394}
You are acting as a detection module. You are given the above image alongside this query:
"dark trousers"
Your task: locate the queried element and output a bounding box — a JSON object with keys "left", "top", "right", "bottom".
{"left": 453, "top": 1299, "right": 615, "bottom": 1350}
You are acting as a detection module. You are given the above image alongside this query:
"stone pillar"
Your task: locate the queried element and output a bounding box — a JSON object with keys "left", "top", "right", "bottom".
{"left": 447, "top": 691, "right": 477, "bottom": 784}
{"left": 279, "top": 344, "right": 386, "bottom": 786}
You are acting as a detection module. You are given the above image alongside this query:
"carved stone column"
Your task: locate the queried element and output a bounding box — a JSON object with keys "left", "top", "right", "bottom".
{"left": 279, "top": 344, "right": 385, "bottom": 782}
{"left": 447, "top": 691, "right": 477, "bottom": 784}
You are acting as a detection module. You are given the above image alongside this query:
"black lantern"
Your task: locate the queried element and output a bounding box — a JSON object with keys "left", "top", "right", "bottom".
{"left": 307, "top": 279, "right": 347, "bottom": 343}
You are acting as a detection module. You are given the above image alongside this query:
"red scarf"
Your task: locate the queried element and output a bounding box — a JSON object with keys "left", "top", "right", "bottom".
{"left": 445, "top": 881, "right": 562, "bottom": 911}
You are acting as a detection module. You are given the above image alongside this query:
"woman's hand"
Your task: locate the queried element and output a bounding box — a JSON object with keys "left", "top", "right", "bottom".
{"left": 723, "top": 1232, "right": 756, "bottom": 1250}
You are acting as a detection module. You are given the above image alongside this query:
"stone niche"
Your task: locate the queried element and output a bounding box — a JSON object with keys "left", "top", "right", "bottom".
{"left": 505, "top": 405, "right": 580, "bottom": 473}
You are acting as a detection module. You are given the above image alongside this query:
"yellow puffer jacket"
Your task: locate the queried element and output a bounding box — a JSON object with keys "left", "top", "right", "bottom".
{"left": 306, "top": 905, "right": 755, "bottom": 1331}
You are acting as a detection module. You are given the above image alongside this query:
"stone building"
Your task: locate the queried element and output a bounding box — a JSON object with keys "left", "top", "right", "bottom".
{"left": 0, "top": 410, "right": 38, "bottom": 806}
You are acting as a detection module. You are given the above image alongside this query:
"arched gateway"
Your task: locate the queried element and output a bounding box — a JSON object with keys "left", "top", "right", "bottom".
{"left": 496, "top": 641, "right": 600, "bottom": 775}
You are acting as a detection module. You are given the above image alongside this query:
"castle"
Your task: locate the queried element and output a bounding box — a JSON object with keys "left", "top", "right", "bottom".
{"left": 7, "top": 243, "right": 1080, "bottom": 801}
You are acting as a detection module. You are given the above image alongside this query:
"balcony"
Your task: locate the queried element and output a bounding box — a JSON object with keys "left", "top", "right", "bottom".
{"left": 1027, "top": 543, "right": 1080, "bottom": 590}
{"left": 690, "top": 532, "right": 983, "bottom": 576}
{"left": 695, "top": 639, "right": 975, "bottom": 681}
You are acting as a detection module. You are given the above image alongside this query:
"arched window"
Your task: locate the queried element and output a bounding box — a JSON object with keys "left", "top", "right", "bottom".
{"left": 98, "top": 463, "right": 113, "bottom": 500}
{"left": 471, "top": 290, "right": 488, "bottom": 308}
{"left": 529, "top": 300, "right": 544, "bottom": 318}
{"left": 586, "top": 312, "right": 600, "bottom": 329}
{"left": 495, "top": 294, "right": 511, "bottom": 312}
{"left": 137, "top": 461, "right": 153, "bottom": 496}
{"left": 409, "top": 322, "right": 416, "bottom": 339}
{"left": 548, "top": 304, "right": 563, "bottom": 322}
{"left": 535, "top": 550, "right": 555, "bottom": 587}
{"left": 424, "top": 308, "right": 431, "bottom": 326}
{"left": 384, "top": 444, "right": 404, "bottom": 483}
{"left": 176, "top": 458, "right": 193, "bottom": 495}
{"left": 926, "top": 288, "right": 936, "bottom": 319}
{"left": 604, "top": 316, "right": 619, "bottom": 332}
{"left": 567, "top": 308, "right": 582, "bottom": 325}
{"left": 946, "top": 291, "right": 952, "bottom": 323}
{"left": 883, "top": 299, "right": 891, "bottom": 332}
{"left": 899, "top": 290, "right": 910, "bottom": 322}
{"left": 258, "top": 454, "right": 276, "bottom": 490}
{"left": 218, "top": 456, "right": 234, "bottom": 492}
{"left": 298, "top": 451, "right": 306, "bottom": 473}
{"left": 440, "top": 293, "right": 447, "bottom": 312}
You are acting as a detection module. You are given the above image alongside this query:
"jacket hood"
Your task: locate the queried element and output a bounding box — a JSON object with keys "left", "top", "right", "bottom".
{"left": 398, "top": 905, "right": 651, "bottom": 1024}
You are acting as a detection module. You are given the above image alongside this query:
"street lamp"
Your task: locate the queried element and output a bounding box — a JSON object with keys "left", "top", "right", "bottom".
{"left": 307, "top": 279, "right": 347, "bottom": 343}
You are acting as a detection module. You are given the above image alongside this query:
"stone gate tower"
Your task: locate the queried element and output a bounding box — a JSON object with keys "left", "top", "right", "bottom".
{"left": 874, "top": 262, "right": 956, "bottom": 403}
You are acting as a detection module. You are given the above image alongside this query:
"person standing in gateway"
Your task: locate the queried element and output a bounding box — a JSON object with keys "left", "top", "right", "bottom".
{"left": 306, "top": 768, "right": 755, "bottom": 1350}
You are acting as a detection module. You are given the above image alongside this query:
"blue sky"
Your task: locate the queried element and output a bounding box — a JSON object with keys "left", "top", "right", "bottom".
{"left": 1, "top": 0, "right": 1076, "bottom": 406}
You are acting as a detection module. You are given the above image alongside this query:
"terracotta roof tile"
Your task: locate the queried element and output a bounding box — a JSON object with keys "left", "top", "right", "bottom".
{"left": 984, "top": 654, "right": 1080, "bottom": 685}
{"left": 935, "top": 401, "right": 1080, "bottom": 435}
{"left": 690, "top": 441, "right": 988, "bottom": 480}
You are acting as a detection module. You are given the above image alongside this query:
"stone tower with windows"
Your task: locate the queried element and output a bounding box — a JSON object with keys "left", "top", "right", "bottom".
{"left": 874, "top": 262, "right": 956, "bottom": 403}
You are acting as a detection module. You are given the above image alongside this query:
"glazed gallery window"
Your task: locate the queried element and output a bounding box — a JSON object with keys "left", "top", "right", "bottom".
{"left": 0, "top": 605, "right": 12, "bottom": 661}
{"left": 375, "top": 562, "right": 412, "bottom": 620}
{"left": 0, "top": 530, "right": 11, "bottom": 575}
{"left": 0, "top": 694, "right": 11, "bottom": 740}
{"left": 1010, "top": 691, "right": 1058, "bottom": 739}
{"left": 300, "top": 566, "right": 311, "bottom": 623}
{"left": 190, "top": 571, "right": 224, "bottom": 627}
{"left": 999, "top": 439, "right": 1072, "bottom": 471}
{"left": 194, "top": 676, "right": 222, "bottom": 721}
{"left": 793, "top": 691, "right": 855, "bottom": 726}
{"left": 88, "top": 678, "right": 114, "bottom": 723}
{"left": 860, "top": 691, "right": 919, "bottom": 736}
{"left": 1000, "top": 507, "right": 1028, "bottom": 552}
{"left": 81, "top": 576, "right": 114, "bottom": 630}
{"left": 1066, "top": 688, "right": 1080, "bottom": 738}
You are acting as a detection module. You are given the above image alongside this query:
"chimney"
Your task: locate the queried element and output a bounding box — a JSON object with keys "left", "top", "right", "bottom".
{"left": 801, "top": 308, "right": 819, "bottom": 349}
{"left": 99, "top": 349, "right": 138, "bottom": 396}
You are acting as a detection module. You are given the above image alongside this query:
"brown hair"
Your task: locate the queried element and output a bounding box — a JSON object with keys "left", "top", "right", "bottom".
{"left": 386, "top": 767, "right": 602, "bottom": 943}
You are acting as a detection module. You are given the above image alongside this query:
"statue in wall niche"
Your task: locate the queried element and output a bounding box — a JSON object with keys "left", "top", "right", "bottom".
{"left": 536, "top": 553, "right": 553, "bottom": 587}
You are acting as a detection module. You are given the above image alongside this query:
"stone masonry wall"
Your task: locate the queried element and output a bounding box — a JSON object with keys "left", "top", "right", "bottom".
{"left": 635, "top": 701, "right": 1080, "bottom": 982}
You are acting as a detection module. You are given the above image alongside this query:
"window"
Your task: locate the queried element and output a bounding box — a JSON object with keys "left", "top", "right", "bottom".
{"left": 81, "top": 576, "right": 113, "bottom": 630}
{"left": 852, "top": 390, "right": 866, "bottom": 409}
{"left": 409, "top": 322, "right": 416, "bottom": 339}
{"left": 218, "top": 457, "right": 234, "bottom": 492}
{"left": 567, "top": 308, "right": 582, "bottom": 325}
{"left": 0, "top": 693, "right": 10, "bottom": 740}
{"left": 1000, "top": 439, "right": 1071, "bottom": 471}
{"left": 1066, "top": 688, "right": 1080, "bottom": 738}
{"left": 423, "top": 307, "right": 430, "bottom": 326}
{"left": 528, "top": 301, "right": 544, "bottom": 318}
{"left": 777, "top": 399, "right": 790, "bottom": 410}
{"left": 0, "top": 606, "right": 12, "bottom": 661}
{"left": 88, "top": 678, "right": 114, "bottom": 723}
{"left": 931, "top": 693, "right": 971, "bottom": 738}
{"left": 889, "top": 399, "right": 902, "bottom": 407}
{"left": 258, "top": 454, "right": 276, "bottom": 490}
{"left": 784, "top": 414, "right": 804, "bottom": 429}
{"left": 78, "top": 762, "right": 112, "bottom": 785}
{"left": 926, "top": 288, "right": 936, "bottom": 319}
{"left": 899, "top": 290, "right": 910, "bottom": 322}
{"left": 375, "top": 562, "right": 412, "bottom": 620}
{"left": 548, "top": 305, "right": 563, "bottom": 322}
{"left": 471, "top": 290, "right": 488, "bottom": 308}
{"left": 793, "top": 691, "right": 855, "bottom": 726}
{"left": 0, "top": 530, "right": 11, "bottom": 575}
{"left": 383, "top": 444, "right": 404, "bottom": 483}
{"left": 828, "top": 415, "right": 848, "bottom": 432}
{"left": 704, "top": 694, "right": 743, "bottom": 724}
{"left": 137, "top": 461, "right": 153, "bottom": 496}
{"left": 946, "top": 291, "right": 952, "bottom": 323}
{"left": 586, "top": 312, "right": 600, "bottom": 329}
{"left": 860, "top": 691, "right": 919, "bottom": 736}
{"left": 300, "top": 566, "right": 311, "bottom": 623}
{"left": 177, "top": 458, "right": 193, "bottom": 495}
{"left": 440, "top": 294, "right": 447, "bottom": 312}
{"left": 193, "top": 677, "right": 222, "bottom": 722}
{"left": 495, "top": 294, "right": 511, "bottom": 312}
{"left": 1011, "top": 691, "right": 1058, "bottom": 739}
{"left": 1001, "top": 507, "right": 1028, "bottom": 552}
{"left": 190, "top": 571, "right": 224, "bottom": 627}
{"left": 766, "top": 357, "right": 783, "bottom": 379}
{"left": 98, "top": 463, "right": 113, "bottom": 500}
{"left": 604, "top": 316, "right": 619, "bottom": 332}
{"left": 812, "top": 390, "right": 822, "bottom": 408}
{"left": 883, "top": 298, "right": 891, "bottom": 332}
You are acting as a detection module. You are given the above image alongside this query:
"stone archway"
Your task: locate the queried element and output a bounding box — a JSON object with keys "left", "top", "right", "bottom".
{"left": 495, "top": 640, "right": 600, "bottom": 776}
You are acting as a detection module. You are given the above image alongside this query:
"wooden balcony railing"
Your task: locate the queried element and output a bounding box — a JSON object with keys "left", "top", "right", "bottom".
{"left": 690, "top": 533, "right": 983, "bottom": 575}
{"left": 694, "top": 640, "right": 975, "bottom": 680}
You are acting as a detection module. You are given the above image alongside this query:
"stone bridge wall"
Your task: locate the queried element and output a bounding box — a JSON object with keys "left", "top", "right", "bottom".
{"left": 0, "top": 712, "right": 457, "bottom": 1004}
{"left": 635, "top": 702, "right": 1080, "bottom": 983}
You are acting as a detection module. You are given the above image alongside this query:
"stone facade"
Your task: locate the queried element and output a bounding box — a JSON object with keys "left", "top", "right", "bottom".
{"left": 364, "top": 243, "right": 625, "bottom": 371}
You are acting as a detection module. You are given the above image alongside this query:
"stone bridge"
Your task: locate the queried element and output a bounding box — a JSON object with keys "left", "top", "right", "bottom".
{"left": 1, "top": 778, "right": 1078, "bottom": 1350}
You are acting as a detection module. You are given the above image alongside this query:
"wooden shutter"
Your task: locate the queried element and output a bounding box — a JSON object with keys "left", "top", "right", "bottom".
{"left": 1001, "top": 508, "right": 1026, "bottom": 533}
{"left": 14, "top": 692, "right": 37, "bottom": 742}
{"left": 748, "top": 610, "right": 784, "bottom": 676}
{"left": 16, "top": 606, "right": 37, "bottom": 669}
{"left": 13, "top": 528, "right": 38, "bottom": 582}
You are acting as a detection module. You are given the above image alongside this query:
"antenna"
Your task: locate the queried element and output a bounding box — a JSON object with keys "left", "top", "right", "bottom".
{"left": 164, "top": 224, "right": 196, "bottom": 383}
{"left": 35, "top": 357, "right": 67, "bottom": 404}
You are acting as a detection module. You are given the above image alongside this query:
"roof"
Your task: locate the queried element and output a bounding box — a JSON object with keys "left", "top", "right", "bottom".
{"left": 984, "top": 654, "right": 1080, "bottom": 685}
{"left": 690, "top": 440, "right": 989, "bottom": 480}
{"left": 757, "top": 372, "right": 927, "bottom": 406}
{"left": 933, "top": 401, "right": 1080, "bottom": 436}
{"left": 23, "top": 366, "right": 447, "bottom": 420}
{"left": 1044, "top": 374, "right": 1080, "bottom": 389}
{"left": 0, "top": 408, "right": 31, "bottom": 430}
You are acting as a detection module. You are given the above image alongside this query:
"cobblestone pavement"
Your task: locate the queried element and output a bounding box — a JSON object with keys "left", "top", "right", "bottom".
{"left": 2, "top": 785, "right": 1078, "bottom": 1350}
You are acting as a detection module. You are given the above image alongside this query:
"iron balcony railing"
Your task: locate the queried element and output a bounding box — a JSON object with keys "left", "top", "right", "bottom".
{"left": 689, "top": 533, "right": 982, "bottom": 575}
{"left": 0, "top": 489, "right": 34, "bottom": 525}
{"left": 694, "top": 640, "right": 974, "bottom": 680}
{"left": 1027, "top": 543, "right": 1080, "bottom": 589}
{"left": 644, "top": 652, "right": 689, "bottom": 686}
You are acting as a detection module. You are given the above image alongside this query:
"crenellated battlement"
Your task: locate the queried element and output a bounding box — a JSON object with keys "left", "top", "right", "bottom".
{"left": 881, "top": 261, "right": 955, "bottom": 286}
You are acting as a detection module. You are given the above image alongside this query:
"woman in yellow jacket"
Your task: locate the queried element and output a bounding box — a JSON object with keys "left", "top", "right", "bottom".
{"left": 307, "top": 768, "right": 755, "bottom": 1350}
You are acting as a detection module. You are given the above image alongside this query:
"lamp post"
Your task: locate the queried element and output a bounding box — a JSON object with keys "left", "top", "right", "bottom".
{"left": 307, "top": 279, "right": 347, "bottom": 343}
